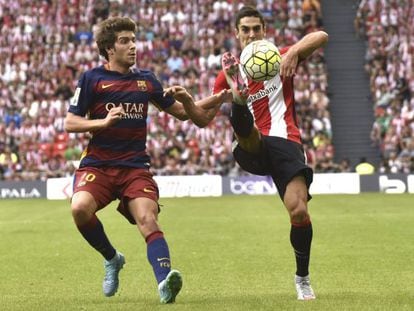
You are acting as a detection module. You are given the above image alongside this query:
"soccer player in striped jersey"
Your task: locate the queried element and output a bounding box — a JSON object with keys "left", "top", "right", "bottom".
{"left": 213, "top": 6, "right": 328, "bottom": 300}
{"left": 65, "top": 16, "right": 230, "bottom": 304}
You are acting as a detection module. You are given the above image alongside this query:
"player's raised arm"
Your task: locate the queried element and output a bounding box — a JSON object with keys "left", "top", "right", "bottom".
{"left": 280, "top": 31, "right": 328, "bottom": 78}
{"left": 163, "top": 86, "right": 231, "bottom": 128}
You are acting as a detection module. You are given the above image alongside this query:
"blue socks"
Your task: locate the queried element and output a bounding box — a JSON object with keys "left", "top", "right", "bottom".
{"left": 79, "top": 218, "right": 173, "bottom": 284}
{"left": 77, "top": 215, "right": 116, "bottom": 261}
{"left": 146, "top": 231, "right": 171, "bottom": 284}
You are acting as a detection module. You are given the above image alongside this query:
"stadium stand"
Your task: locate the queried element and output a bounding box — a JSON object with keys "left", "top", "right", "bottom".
{"left": 355, "top": 0, "right": 414, "bottom": 173}
{"left": 0, "top": 0, "right": 339, "bottom": 181}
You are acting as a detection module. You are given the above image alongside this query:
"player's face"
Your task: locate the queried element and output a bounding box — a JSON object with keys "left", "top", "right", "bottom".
{"left": 236, "top": 17, "right": 265, "bottom": 49}
{"left": 110, "top": 31, "right": 136, "bottom": 68}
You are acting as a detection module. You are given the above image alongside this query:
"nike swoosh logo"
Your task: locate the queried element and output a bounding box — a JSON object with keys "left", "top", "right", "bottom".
{"left": 143, "top": 188, "right": 154, "bottom": 193}
{"left": 157, "top": 257, "right": 170, "bottom": 262}
{"left": 102, "top": 83, "right": 115, "bottom": 89}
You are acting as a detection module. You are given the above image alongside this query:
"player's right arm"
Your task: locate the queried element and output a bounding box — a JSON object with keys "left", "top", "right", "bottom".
{"left": 64, "top": 107, "right": 125, "bottom": 133}
{"left": 65, "top": 71, "right": 125, "bottom": 133}
{"left": 279, "top": 30, "right": 328, "bottom": 78}
{"left": 163, "top": 87, "right": 231, "bottom": 127}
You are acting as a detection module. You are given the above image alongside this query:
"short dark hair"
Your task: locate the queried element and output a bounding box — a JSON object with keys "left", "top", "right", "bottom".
{"left": 235, "top": 6, "right": 265, "bottom": 29}
{"left": 95, "top": 17, "right": 137, "bottom": 60}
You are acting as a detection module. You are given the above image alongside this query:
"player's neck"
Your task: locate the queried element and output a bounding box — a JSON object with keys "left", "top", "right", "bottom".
{"left": 105, "top": 62, "right": 131, "bottom": 75}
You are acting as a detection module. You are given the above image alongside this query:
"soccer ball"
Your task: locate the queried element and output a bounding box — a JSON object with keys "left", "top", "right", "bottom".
{"left": 240, "top": 40, "right": 281, "bottom": 81}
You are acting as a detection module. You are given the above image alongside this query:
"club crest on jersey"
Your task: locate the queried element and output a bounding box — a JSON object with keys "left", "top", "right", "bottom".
{"left": 137, "top": 80, "right": 147, "bottom": 91}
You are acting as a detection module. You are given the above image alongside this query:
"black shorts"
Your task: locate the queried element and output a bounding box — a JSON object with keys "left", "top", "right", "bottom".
{"left": 233, "top": 136, "right": 313, "bottom": 201}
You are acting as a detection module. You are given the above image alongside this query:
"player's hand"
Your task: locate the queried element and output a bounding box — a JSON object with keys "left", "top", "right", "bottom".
{"left": 104, "top": 106, "right": 125, "bottom": 127}
{"left": 218, "top": 89, "right": 233, "bottom": 103}
{"left": 164, "top": 86, "right": 194, "bottom": 105}
{"left": 199, "top": 89, "right": 233, "bottom": 110}
{"left": 279, "top": 49, "right": 299, "bottom": 78}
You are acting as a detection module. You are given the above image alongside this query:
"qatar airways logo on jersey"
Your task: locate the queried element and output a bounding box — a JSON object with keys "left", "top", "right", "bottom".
{"left": 105, "top": 102, "right": 145, "bottom": 119}
{"left": 247, "top": 84, "right": 278, "bottom": 104}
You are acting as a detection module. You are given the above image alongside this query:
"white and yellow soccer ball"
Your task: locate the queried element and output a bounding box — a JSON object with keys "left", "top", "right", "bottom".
{"left": 240, "top": 40, "right": 281, "bottom": 81}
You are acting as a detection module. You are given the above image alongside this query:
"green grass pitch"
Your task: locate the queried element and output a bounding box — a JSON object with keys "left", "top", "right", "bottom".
{"left": 1, "top": 194, "right": 413, "bottom": 310}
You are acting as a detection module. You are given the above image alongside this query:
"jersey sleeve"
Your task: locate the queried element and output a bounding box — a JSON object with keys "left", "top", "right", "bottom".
{"left": 68, "top": 72, "right": 95, "bottom": 117}
{"left": 148, "top": 72, "right": 175, "bottom": 110}
{"left": 212, "top": 70, "right": 229, "bottom": 95}
{"left": 279, "top": 45, "right": 304, "bottom": 65}
{"left": 279, "top": 46, "right": 290, "bottom": 55}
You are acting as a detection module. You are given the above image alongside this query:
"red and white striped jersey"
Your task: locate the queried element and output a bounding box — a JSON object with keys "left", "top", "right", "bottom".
{"left": 213, "top": 47, "right": 302, "bottom": 145}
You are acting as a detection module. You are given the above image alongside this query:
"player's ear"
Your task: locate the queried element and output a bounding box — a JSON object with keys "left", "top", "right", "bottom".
{"left": 107, "top": 47, "right": 114, "bottom": 56}
{"left": 235, "top": 28, "right": 240, "bottom": 39}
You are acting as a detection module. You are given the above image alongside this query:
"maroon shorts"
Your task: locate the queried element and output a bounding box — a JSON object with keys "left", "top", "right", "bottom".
{"left": 73, "top": 166, "right": 159, "bottom": 224}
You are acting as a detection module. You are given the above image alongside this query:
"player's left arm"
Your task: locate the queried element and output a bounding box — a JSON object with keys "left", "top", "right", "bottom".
{"left": 164, "top": 86, "right": 231, "bottom": 128}
{"left": 280, "top": 30, "right": 328, "bottom": 78}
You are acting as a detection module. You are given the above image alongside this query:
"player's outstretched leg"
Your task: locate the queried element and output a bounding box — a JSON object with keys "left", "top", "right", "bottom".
{"left": 221, "top": 52, "right": 248, "bottom": 105}
{"left": 102, "top": 251, "right": 125, "bottom": 297}
{"left": 221, "top": 52, "right": 256, "bottom": 141}
{"left": 158, "top": 269, "right": 183, "bottom": 304}
{"left": 295, "top": 275, "right": 316, "bottom": 300}
{"left": 221, "top": 51, "right": 262, "bottom": 153}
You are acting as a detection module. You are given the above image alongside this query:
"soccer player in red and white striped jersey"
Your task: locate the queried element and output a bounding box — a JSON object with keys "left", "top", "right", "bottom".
{"left": 213, "top": 6, "right": 328, "bottom": 300}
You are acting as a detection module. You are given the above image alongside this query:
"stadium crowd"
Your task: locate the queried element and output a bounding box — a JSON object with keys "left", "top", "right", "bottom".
{"left": 0, "top": 0, "right": 336, "bottom": 181}
{"left": 355, "top": 0, "right": 414, "bottom": 173}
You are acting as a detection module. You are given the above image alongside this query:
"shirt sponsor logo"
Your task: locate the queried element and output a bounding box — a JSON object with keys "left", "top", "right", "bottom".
{"left": 247, "top": 84, "right": 278, "bottom": 104}
{"left": 105, "top": 102, "right": 145, "bottom": 119}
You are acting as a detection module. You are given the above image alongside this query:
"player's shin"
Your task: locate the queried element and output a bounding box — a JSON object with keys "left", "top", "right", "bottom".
{"left": 146, "top": 231, "right": 171, "bottom": 284}
{"left": 290, "top": 219, "right": 313, "bottom": 277}
{"left": 230, "top": 103, "right": 254, "bottom": 138}
{"left": 77, "top": 214, "right": 117, "bottom": 260}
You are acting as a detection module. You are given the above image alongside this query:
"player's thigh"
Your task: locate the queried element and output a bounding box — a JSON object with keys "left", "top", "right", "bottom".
{"left": 117, "top": 168, "right": 160, "bottom": 226}
{"left": 264, "top": 136, "right": 313, "bottom": 201}
{"left": 235, "top": 126, "right": 262, "bottom": 154}
{"left": 233, "top": 142, "right": 269, "bottom": 176}
{"left": 72, "top": 167, "right": 117, "bottom": 210}
{"left": 283, "top": 175, "right": 309, "bottom": 214}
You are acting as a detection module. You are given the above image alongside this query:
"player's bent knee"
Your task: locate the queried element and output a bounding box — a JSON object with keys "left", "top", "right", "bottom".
{"left": 289, "top": 207, "right": 309, "bottom": 224}
{"left": 135, "top": 212, "right": 159, "bottom": 234}
{"left": 71, "top": 202, "right": 95, "bottom": 222}
{"left": 237, "top": 130, "right": 262, "bottom": 154}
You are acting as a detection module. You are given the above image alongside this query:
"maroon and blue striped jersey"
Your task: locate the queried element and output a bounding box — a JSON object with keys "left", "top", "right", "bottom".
{"left": 69, "top": 65, "right": 175, "bottom": 168}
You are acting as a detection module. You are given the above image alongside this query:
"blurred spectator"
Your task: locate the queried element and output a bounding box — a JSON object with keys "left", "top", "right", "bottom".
{"left": 338, "top": 158, "right": 352, "bottom": 172}
{"left": 166, "top": 49, "right": 184, "bottom": 73}
{"left": 64, "top": 140, "right": 82, "bottom": 161}
{"left": 357, "top": 0, "right": 414, "bottom": 173}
